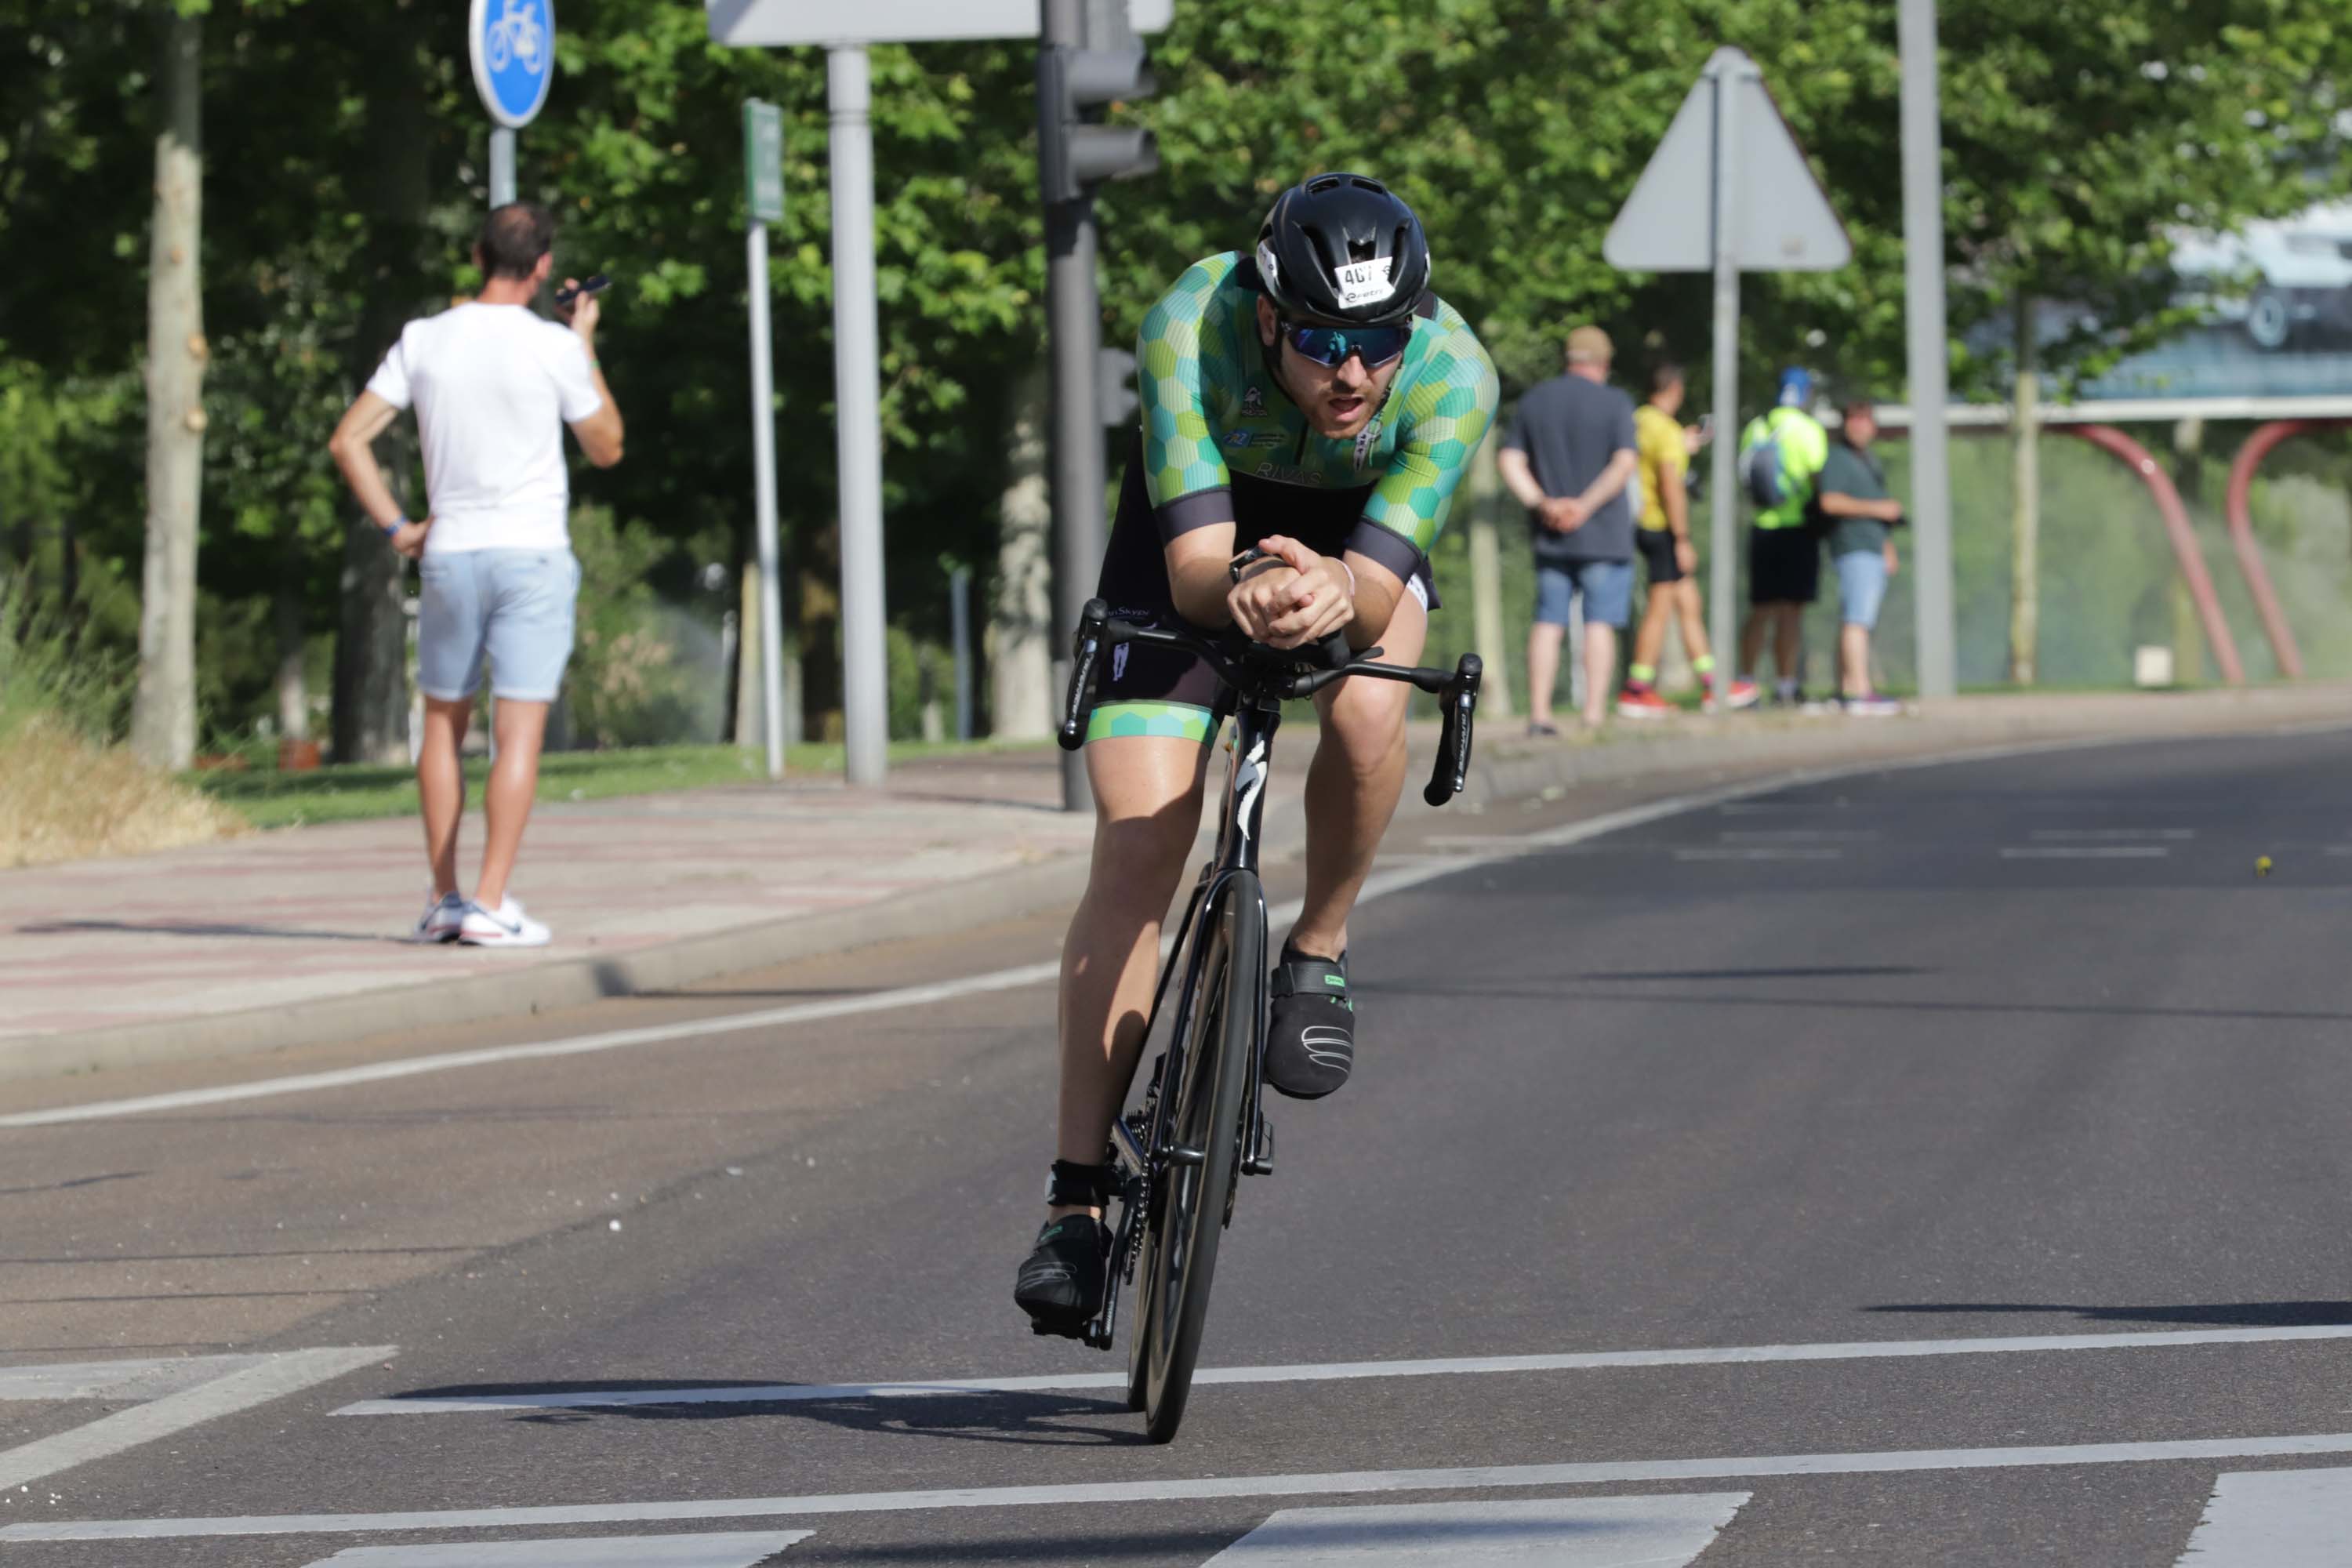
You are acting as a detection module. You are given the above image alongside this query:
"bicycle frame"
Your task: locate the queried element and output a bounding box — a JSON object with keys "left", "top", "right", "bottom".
{"left": 1051, "top": 597, "right": 1481, "bottom": 1356}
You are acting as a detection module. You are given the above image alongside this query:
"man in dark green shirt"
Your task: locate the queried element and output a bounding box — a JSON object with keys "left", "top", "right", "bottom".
{"left": 1815, "top": 400, "right": 1904, "bottom": 715}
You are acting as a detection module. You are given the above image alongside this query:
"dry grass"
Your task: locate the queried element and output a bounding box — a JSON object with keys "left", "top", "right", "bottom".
{"left": 0, "top": 715, "right": 245, "bottom": 869}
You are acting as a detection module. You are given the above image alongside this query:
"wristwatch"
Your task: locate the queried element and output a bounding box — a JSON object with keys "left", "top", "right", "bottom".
{"left": 380, "top": 516, "right": 408, "bottom": 539}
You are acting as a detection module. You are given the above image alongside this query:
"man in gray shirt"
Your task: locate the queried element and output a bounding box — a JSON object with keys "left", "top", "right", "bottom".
{"left": 1497, "top": 325, "right": 1639, "bottom": 734}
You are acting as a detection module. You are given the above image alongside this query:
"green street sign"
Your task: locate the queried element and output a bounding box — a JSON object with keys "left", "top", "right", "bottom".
{"left": 745, "top": 99, "right": 785, "bottom": 225}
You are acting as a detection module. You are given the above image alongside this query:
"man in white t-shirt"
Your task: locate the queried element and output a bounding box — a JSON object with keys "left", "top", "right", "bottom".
{"left": 328, "top": 202, "right": 624, "bottom": 949}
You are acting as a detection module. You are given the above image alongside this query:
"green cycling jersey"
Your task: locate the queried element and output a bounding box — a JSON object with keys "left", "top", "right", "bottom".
{"left": 1134, "top": 250, "right": 1500, "bottom": 587}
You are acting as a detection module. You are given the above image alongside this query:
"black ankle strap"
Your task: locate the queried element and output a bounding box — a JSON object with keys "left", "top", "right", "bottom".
{"left": 1045, "top": 1160, "right": 1116, "bottom": 1209}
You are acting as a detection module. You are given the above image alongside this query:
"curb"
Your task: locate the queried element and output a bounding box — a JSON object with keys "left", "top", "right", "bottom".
{"left": 9, "top": 686, "right": 2346, "bottom": 1083}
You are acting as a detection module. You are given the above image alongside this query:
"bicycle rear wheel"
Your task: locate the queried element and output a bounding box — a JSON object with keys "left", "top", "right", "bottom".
{"left": 1130, "top": 871, "right": 1263, "bottom": 1443}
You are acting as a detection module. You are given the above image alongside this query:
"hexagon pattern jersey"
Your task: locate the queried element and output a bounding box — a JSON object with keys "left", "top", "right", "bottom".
{"left": 1133, "top": 250, "right": 1500, "bottom": 589}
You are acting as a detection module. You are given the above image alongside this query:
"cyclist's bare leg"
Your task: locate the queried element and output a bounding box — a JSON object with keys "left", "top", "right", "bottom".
{"left": 1289, "top": 587, "right": 1428, "bottom": 960}
{"left": 1048, "top": 735, "right": 1210, "bottom": 1219}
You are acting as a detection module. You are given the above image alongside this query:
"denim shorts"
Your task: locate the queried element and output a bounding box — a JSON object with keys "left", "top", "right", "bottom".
{"left": 1835, "top": 548, "right": 1889, "bottom": 630}
{"left": 1534, "top": 557, "right": 1633, "bottom": 630}
{"left": 418, "top": 548, "right": 581, "bottom": 702}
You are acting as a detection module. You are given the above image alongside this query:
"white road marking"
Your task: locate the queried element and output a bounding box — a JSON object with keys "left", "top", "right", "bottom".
{"left": 4, "top": 727, "right": 2327, "bottom": 1132}
{"left": 1999, "top": 846, "right": 2170, "bottom": 859}
{"left": 1717, "top": 829, "right": 1881, "bottom": 844}
{"left": 19, "top": 1431, "right": 2352, "bottom": 1541}
{"left": 2174, "top": 1466, "right": 2352, "bottom": 1565}
{"left": 1202, "top": 1494, "right": 1749, "bottom": 1566}
{"left": 1675, "top": 848, "right": 1843, "bottom": 862}
{"left": 2325, "top": 845, "right": 2352, "bottom": 857}
{"left": 0, "top": 1346, "right": 391, "bottom": 1492}
{"left": 328, "top": 1323, "right": 2352, "bottom": 1417}
{"left": 309, "top": 1531, "right": 812, "bottom": 1566}
{"left": 0, "top": 1354, "right": 265, "bottom": 1403}
{"left": 2030, "top": 828, "right": 2196, "bottom": 841}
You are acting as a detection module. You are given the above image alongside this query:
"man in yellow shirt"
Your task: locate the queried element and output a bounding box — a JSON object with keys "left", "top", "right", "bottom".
{"left": 1617, "top": 363, "right": 1757, "bottom": 716}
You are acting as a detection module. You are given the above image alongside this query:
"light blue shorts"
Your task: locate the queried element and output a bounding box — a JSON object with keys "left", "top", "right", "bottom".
{"left": 1835, "top": 548, "right": 1889, "bottom": 631}
{"left": 418, "top": 548, "right": 581, "bottom": 703}
{"left": 1534, "top": 558, "right": 1633, "bottom": 630}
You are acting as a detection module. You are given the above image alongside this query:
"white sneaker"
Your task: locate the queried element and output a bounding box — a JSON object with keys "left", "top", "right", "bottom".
{"left": 459, "top": 896, "right": 551, "bottom": 948}
{"left": 413, "top": 891, "right": 466, "bottom": 944}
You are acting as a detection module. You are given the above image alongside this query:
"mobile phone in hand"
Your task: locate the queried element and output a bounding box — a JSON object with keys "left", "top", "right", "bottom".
{"left": 554, "top": 274, "right": 612, "bottom": 310}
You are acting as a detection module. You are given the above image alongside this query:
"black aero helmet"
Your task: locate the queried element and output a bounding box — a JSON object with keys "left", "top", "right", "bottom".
{"left": 1254, "top": 172, "right": 1431, "bottom": 328}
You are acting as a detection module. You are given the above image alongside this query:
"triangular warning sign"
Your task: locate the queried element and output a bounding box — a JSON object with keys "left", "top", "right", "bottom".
{"left": 1604, "top": 48, "right": 1850, "bottom": 274}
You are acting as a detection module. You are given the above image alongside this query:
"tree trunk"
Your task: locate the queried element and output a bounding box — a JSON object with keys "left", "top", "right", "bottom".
{"left": 130, "top": 8, "right": 205, "bottom": 771}
{"left": 988, "top": 369, "right": 1054, "bottom": 739}
{"left": 2006, "top": 292, "right": 2039, "bottom": 686}
{"left": 330, "top": 34, "right": 431, "bottom": 765}
{"left": 274, "top": 568, "right": 308, "bottom": 742}
{"left": 1465, "top": 428, "right": 1515, "bottom": 717}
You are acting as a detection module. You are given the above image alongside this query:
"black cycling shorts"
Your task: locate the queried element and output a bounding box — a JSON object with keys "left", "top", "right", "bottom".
{"left": 1635, "top": 529, "right": 1684, "bottom": 586}
{"left": 1088, "top": 429, "right": 1436, "bottom": 745}
{"left": 1748, "top": 524, "right": 1821, "bottom": 607}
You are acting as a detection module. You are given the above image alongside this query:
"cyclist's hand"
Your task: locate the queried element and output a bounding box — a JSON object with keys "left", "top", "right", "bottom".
{"left": 1227, "top": 561, "right": 1302, "bottom": 644}
{"left": 1254, "top": 535, "right": 1355, "bottom": 648}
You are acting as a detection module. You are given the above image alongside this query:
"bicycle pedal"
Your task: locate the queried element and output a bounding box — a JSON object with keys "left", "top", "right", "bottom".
{"left": 1244, "top": 1116, "right": 1275, "bottom": 1175}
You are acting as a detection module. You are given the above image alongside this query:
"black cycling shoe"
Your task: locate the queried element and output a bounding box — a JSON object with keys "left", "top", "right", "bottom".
{"left": 1014, "top": 1213, "right": 1113, "bottom": 1330}
{"left": 1264, "top": 942, "right": 1356, "bottom": 1099}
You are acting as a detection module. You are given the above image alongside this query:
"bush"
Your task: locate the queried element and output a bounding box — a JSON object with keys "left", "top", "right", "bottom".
{"left": 0, "top": 575, "right": 239, "bottom": 866}
{"left": 562, "top": 506, "right": 728, "bottom": 748}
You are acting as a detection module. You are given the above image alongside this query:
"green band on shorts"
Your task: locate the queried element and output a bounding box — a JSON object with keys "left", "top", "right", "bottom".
{"left": 1085, "top": 699, "right": 1217, "bottom": 746}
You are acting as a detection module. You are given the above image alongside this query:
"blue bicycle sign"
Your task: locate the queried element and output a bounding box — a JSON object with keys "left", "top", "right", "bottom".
{"left": 470, "top": 0, "right": 555, "bottom": 129}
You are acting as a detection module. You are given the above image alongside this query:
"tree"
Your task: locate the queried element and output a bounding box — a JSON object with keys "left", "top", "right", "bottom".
{"left": 129, "top": 2, "right": 205, "bottom": 769}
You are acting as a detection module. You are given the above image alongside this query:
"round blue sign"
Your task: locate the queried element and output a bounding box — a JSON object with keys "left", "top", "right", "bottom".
{"left": 470, "top": 0, "right": 555, "bottom": 129}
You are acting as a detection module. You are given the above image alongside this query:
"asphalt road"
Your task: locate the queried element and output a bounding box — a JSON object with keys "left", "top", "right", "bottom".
{"left": 5, "top": 726, "right": 2352, "bottom": 1566}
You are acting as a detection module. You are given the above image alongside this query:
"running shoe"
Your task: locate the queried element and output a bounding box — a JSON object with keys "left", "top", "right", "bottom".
{"left": 1265, "top": 945, "right": 1356, "bottom": 1099}
{"left": 1842, "top": 693, "right": 1903, "bottom": 717}
{"left": 1615, "top": 684, "right": 1675, "bottom": 719}
{"left": 1704, "top": 677, "right": 1762, "bottom": 713}
{"left": 1526, "top": 720, "right": 1563, "bottom": 739}
{"left": 413, "top": 891, "right": 466, "bottom": 944}
{"left": 459, "top": 896, "right": 552, "bottom": 948}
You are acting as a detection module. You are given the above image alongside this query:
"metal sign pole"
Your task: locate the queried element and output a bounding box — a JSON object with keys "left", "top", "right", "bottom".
{"left": 1707, "top": 56, "right": 1743, "bottom": 680}
{"left": 489, "top": 129, "right": 517, "bottom": 206}
{"left": 1898, "top": 0, "right": 1957, "bottom": 699}
{"left": 827, "top": 45, "right": 891, "bottom": 786}
{"left": 1044, "top": 0, "right": 1105, "bottom": 813}
{"left": 747, "top": 223, "right": 789, "bottom": 780}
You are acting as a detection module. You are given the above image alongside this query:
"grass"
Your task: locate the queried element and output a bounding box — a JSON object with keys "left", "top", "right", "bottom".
{"left": 190, "top": 736, "right": 1056, "bottom": 830}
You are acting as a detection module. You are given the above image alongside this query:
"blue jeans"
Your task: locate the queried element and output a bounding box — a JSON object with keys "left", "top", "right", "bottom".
{"left": 1534, "top": 558, "right": 1633, "bottom": 630}
{"left": 418, "top": 548, "right": 581, "bottom": 702}
{"left": 1835, "top": 549, "right": 1889, "bottom": 630}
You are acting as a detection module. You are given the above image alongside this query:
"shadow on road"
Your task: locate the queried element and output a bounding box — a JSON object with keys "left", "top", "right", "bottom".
{"left": 16, "top": 918, "right": 401, "bottom": 945}
{"left": 1866, "top": 1301, "right": 2352, "bottom": 1327}
{"left": 379, "top": 1380, "right": 1148, "bottom": 1448}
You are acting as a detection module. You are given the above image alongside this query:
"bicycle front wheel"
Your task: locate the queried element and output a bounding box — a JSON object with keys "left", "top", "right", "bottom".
{"left": 1132, "top": 870, "right": 1263, "bottom": 1443}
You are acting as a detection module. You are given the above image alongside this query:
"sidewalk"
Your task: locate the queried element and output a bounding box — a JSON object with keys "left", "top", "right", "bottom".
{"left": 3, "top": 684, "right": 2345, "bottom": 1079}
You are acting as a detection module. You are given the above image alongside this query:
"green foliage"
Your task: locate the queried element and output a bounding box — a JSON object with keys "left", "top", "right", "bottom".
{"left": 563, "top": 505, "right": 728, "bottom": 748}
{"left": 0, "top": 572, "right": 131, "bottom": 742}
{"left": 4, "top": 0, "right": 2350, "bottom": 749}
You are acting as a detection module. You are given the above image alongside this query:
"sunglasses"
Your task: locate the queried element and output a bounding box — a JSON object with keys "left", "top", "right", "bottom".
{"left": 1280, "top": 319, "right": 1410, "bottom": 369}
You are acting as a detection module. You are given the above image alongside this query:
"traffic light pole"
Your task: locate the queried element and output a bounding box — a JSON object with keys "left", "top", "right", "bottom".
{"left": 1044, "top": 0, "right": 1103, "bottom": 814}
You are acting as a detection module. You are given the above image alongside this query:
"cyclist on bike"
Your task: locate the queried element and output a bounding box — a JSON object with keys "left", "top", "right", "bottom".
{"left": 1017, "top": 173, "right": 1498, "bottom": 1333}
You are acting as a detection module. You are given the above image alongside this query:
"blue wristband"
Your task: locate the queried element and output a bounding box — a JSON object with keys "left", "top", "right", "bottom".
{"left": 381, "top": 517, "right": 406, "bottom": 539}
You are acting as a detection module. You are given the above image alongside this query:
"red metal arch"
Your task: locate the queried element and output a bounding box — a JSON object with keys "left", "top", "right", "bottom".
{"left": 2056, "top": 425, "right": 2245, "bottom": 686}
{"left": 2222, "top": 419, "right": 2352, "bottom": 680}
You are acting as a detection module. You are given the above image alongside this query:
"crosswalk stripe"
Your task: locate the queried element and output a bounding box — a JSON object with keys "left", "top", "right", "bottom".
{"left": 2174, "top": 1467, "right": 2352, "bottom": 1565}
{"left": 1202, "top": 1494, "right": 1748, "bottom": 1566}
{"left": 0, "top": 1346, "right": 393, "bottom": 1493}
{"left": 18, "top": 1430, "right": 2352, "bottom": 1542}
{"left": 307, "top": 1530, "right": 812, "bottom": 1565}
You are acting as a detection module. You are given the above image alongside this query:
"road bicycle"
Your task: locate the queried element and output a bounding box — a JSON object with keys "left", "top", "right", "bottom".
{"left": 1044, "top": 590, "right": 1482, "bottom": 1443}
